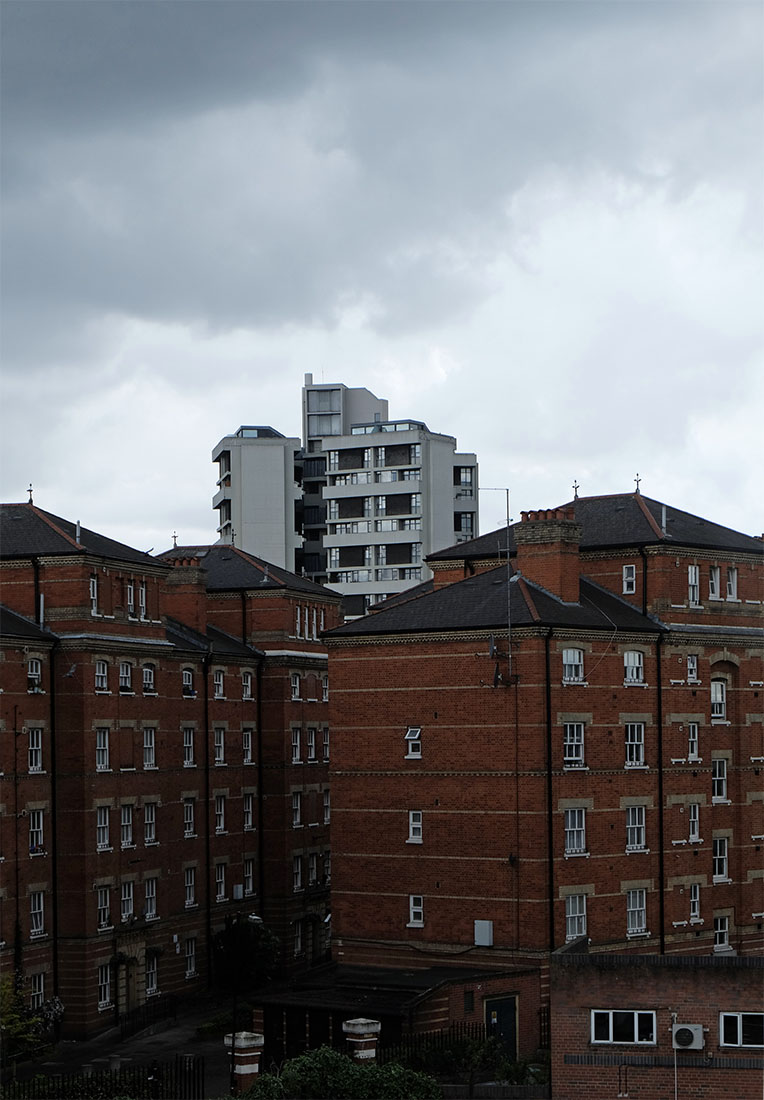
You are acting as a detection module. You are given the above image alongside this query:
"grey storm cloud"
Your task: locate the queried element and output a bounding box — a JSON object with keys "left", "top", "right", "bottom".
{"left": 2, "top": 1, "right": 761, "bottom": 368}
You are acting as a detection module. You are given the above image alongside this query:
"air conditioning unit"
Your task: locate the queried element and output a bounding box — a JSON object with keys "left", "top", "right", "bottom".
{"left": 672, "top": 1024, "right": 704, "bottom": 1050}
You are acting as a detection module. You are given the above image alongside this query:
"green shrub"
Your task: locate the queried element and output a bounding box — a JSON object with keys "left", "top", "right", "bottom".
{"left": 242, "top": 1046, "right": 441, "bottom": 1100}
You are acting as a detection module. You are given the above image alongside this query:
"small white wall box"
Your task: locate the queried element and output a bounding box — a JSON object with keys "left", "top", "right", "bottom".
{"left": 672, "top": 1024, "right": 704, "bottom": 1049}
{"left": 474, "top": 919, "right": 494, "bottom": 947}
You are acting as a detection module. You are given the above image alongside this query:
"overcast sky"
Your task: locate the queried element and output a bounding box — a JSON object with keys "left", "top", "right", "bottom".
{"left": 2, "top": 0, "right": 762, "bottom": 554}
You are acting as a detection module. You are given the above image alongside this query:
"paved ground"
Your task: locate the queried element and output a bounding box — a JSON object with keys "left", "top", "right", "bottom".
{"left": 13, "top": 996, "right": 238, "bottom": 1099}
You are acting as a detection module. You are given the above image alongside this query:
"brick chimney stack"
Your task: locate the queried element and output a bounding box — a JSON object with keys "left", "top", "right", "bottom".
{"left": 514, "top": 507, "right": 582, "bottom": 603}
{"left": 162, "top": 557, "right": 208, "bottom": 633}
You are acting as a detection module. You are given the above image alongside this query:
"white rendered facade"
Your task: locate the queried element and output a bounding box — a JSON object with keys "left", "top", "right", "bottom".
{"left": 212, "top": 379, "right": 478, "bottom": 613}
{"left": 212, "top": 426, "right": 302, "bottom": 570}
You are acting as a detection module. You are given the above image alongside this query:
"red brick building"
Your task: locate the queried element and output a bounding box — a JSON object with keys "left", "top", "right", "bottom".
{"left": 550, "top": 946, "right": 764, "bottom": 1099}
{"left": 317, "top": 493, "right": 763, "bottom": 1062}
{"left": 0, "top": 503, "right": 341, "bottom": 1038}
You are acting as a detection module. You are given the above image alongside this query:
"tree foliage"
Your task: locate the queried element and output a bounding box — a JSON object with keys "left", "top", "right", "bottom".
{"left": 212, "top": 917, "right": 280, "bottom": 995}
{"left": 241, "top": 1045, "right": 442, "bottom": 1100}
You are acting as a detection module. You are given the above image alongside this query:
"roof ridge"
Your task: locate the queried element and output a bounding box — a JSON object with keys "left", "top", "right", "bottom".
{"left": 634, "top": 495, "right": 664, "bottom": 540}
{"left": 32, "top": 505, "right": 83, "bottom": 551}
{"left": 516, "top": 576, "right": 541, "bottom": 622}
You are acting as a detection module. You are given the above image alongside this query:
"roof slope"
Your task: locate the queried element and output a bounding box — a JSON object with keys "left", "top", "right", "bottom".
{"left": 328, "top": 564, "right": 661, "bottom": 638}
{"left": 427, "top": 493, "right": 762, "bottom": 562}
{"left": 157, "top": 544, "right": 335, "bottom": 597}
{"left": 0, "top": 604, "right": 58, "bottom": 643}
{"left": 0, "top": 503, "right": 157, "bottom": 566}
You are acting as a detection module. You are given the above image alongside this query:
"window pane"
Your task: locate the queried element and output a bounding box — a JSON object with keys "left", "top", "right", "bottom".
{"left": 637, "top": 1013, "right": 654, "bottom": 1042}
{"left": 593, "top": 1012, "right": 609, "bottom": 1042}
{"left": 742, "top": 1015, "right": 764, "bottom": 1047}
{"left": 612, "top": 1012, "right": 635, "bottom": 1043}
{"left": 722, "top": 1015, "right": 739, "bottom": 1045}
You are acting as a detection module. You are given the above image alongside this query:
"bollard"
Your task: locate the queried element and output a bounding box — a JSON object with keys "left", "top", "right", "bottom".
{"left": 224, "top": 1031, "right": 264, "bottom": 1093}
{"left": 342, "top": 1017, "right": 381, "bottom": 1062}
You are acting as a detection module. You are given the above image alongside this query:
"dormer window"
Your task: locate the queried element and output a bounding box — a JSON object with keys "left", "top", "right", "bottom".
{"left": 562, "top": 648, "right": 584, "bottom": 683}
{"left": 28, "top": 658, "right": 42, "bottom": 692}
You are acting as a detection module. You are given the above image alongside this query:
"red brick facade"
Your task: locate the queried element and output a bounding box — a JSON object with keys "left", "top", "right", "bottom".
{"left": 325, "top": 494, "right": 763, "bottom": 1060}
{"left": 0, "top": 504, "right": 341, "bottom": 1037}
{"left": 550, "top": 950, "right": 764, "bottom": 1099}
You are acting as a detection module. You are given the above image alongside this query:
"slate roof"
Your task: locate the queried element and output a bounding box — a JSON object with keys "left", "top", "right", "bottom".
{"left": 0, "top": 503, "right": 157, "bottom": 566}
{"left": 328, "top": 563, "right": 662, "bottom": 638}
{"left": 157, "top": 544, "right": 334, "bottom": 597}
{"left": 427, "top": 493, "right": 763, "bottom": 562}
{"left": 256, "top": 963, "right": 524, "bottom": 1017}
{"left": 164, "top": 616, "right": 261, "bottom": 659}
{"left": 0, "top": 604, "right": 57, "bottom": 643}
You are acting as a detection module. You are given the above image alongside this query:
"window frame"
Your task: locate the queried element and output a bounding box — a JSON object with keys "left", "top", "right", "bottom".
{"left": 96, "top": 806, "right": 110, "bottom": 850}
{"left": 95, "top": 660, "right": 109, "bottom": 692}
{"left": 30, "top": 890, "right": 45, "bottom": 937}
{"left": 98, "top": 963, "right": 112, "bottom": 1008}
{"left": 726, "top": 567, "right": 738, "bottom": 600}
{"left": 242, "top": 670, "right": 253, "bottom": 700}
{"left": 711, "top": 680, "right": 727, "bottom": 721}
{"left": 28, "top": 728, "right": 43, "bottom": 773}
{"left": 623, "top": 650, "right": 644, "bottom": 684}
{"left": 686, "top": 654, "right": 699, "bottom": 682}
{"left": 688, "top": 564, "right": 700, "bottom": 605}
{"left": 564, "top": 808, "right": 587, "bottom": 856}
{"left": 405, "top": 726, "right": 422, "bottom": 758}
{"left": 689, "top": 882, "right": 701, "bottom": 921}
{"left": 709, "top": 565, "right": 721, "bottom": 599}
{"left": 408, "top": 894, "right": 424, "bottom": 927}
{"left": 712, "top": 836, "right": 729, "bottom": 881}
{"left": 121, "top": 881, "right": 134, "bottom": 922}
{"left": 688, "top": 803, "right": 700, "bottom": 843}
{"left": 142, "top": 664, "right": 156, "bottom": 694}
{"left": 625, "top": 805, "right": 646, "bottom": 851}
{"left": 720, "top": 1012, "right": 764, "bottom": 1049}
{"left": 563, "top": 722, "right": 585, "bottom": 768}
{"left": 591, "top": 1009, "right": 656, "bottom": 1046}
{"left": 687, "top": 722, "right": 699, "bottom": 762}
{"left": 184, "top": 867, "right": 196, "bottom": 908}
{"left": 143, "top": 727, "right": 156, "bottom": 769}
{"left": 121, "top": 804, "right": 133, "bottom": 848}
{"left": 711, "top": 758, "right": 728, "bottom": 802}
{"left": 183, "top": 798, "right": 195, "bottom": 838}
{"left": 626, "top": 888, "right": 647, "bottom": 937}
{"left": 215, "top": 794, "right": 226, "bottom": 834}
{"left": 565, "top": 894, "right": 587, "bottom": 941}
{"left": 144, "top": 876, "right": 157, "bottom": 921}
{"left": 29, "top": 809, "right": 44, "bottom": 853}
{"left": 214, "top": 727, "right": 225, "bottom": 765}
{"left": 97, "top": 886, "right": 111, "bottom": 929}
{"left": 624, "top": 722, "right": 646, "bottom": 768}
{"left": 243, "top": 792, "right": 254, "bottom": 831}
{"left": 183, "top": 727, "right": 195, "bottom": 767}
{"left": 213, "top": 670, "right": 225, "bottom": 699}
{"left": 96, "top": 727, "right": 110, "bottom": 771}
{"left": 144, "top": 801, "right": 157, "bottom": 845}
{"left": 185, "top": 937, "right": 197, "bottom": 978}
{"left": 562, "top": 648, "right": 585, "bottom": 683}
{"left": 622, "top": 564, "right": 636, "bottom": 594}
{"left": 713, "top": 915, "right": 729, "bottom": 950}
{"left": 408, "top": 810, "right": 423, "bottom": 844}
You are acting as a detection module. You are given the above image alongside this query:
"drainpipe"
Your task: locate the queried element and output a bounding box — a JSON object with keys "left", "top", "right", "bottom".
{"left": 656, "top": 632, "right": 666, "bottom": 954}
{"left": 639, "top": 548, "right": 649, "bottom": 617}
{"left": 203, "top": 650, "right": 213, "bottom": 987}
{"left": 49, "top": 640, "right": 60, "bottom": 999}
{"left": 544, "top": 631, "right": 555, "bottom": 952}
{"left": 256, "top": 656, "right": 266, "bottom": 907}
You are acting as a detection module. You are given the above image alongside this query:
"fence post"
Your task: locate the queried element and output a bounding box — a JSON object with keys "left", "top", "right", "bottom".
{"left": 342, "top": 1018, "right": 381, "bottom": 1062}
{"left": 224, "top": 1031, "right": 264, "bottom": 1093}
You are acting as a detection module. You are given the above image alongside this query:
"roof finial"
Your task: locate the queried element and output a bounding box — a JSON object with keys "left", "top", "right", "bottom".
{"left": 634, "top": 473, "right": 641, "bottom": 494}
{"left": 572, "top": 480, "right": 579, "bottom": 500}
{"left": 172, "top": 531, "right": 178, "bottom": 548}
{"left": 27, "top": 483, "right": 34, "bottom": 504}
